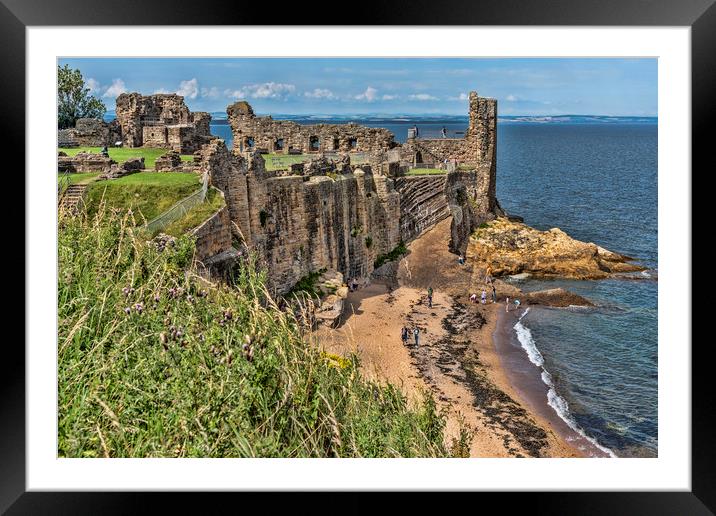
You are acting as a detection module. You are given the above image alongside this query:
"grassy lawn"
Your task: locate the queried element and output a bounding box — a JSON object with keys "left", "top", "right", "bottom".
{"left": 85, "top": 172, "right": 201, "bottom": 223}
{"left": 59, "top": 147, "right": 194, "bottom": 169}
{"left": 162, "top": 187, "right": 225, "bottom": 237}
{"left": 263, "top": 153, "right": 310, "bottom": 171}
{"left": 262, "top": 153, "right": 369, "bottom": 171}
{"left": 405, "top": 168, "right": 447, "bottom": 176}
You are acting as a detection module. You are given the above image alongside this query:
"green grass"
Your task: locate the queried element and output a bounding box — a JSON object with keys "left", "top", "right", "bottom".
{"left": 85, "top": 172, "right": 201, "bottom": 223}
{"left": 58, "top": 172, "right": 100, "bottom": 193}
{"left": 262, "top": 153, "right": 370, "bottom": 171}
{"left": 262, "top": 153, "right": 310, "bottom": 171}
{"left": 58, "top": 207, "right": 452, "bottom": 457}
{"left": 59, "top": 147, "right": 194, "bottom": 169}
{"left": 162, "top": 187, "right": 225, "bottom": 238}
{"left": 405, "top": 168, "right": 447, "bottom": 176}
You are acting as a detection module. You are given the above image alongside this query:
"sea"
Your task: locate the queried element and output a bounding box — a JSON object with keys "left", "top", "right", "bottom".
{"left": 112, "top": 111, "right": 658, "bottom": 457}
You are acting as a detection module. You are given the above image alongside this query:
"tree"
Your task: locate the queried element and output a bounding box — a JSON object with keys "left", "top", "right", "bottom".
{"left": 57, "top": 64, "right": 106, "bottom": 129}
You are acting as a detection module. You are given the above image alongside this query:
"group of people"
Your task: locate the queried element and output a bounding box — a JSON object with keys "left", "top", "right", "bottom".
{"left": 470, "top": 284, "right": 497, "bottom": 304}
{"left": 401, "top": 326, "right": 421, "bottom": 347}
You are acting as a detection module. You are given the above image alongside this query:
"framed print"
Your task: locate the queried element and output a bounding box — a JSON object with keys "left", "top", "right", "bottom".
{"left": 4, "top": 0, "right": 711, "bottom": 513}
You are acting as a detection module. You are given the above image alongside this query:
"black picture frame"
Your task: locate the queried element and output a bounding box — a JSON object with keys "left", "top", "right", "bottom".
{"left": 3, "top": 0, "right": 709, "bottom": 513}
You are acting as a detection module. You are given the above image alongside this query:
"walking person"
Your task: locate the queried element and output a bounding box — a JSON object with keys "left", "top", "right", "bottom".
{"left": 441, "top": 126, "right": 447, "bottom": 138}
{"left": 470, "top": 293, "right": 478, "bottom": 303}
{"left": 427, "top": 287, "right": 433, "bottom": 308}
{"left": 506, "top": 297, "right": 510, "bottom": 312}
{"left": 492, "top": 285, "right": 497, "bottom": 303}
{"left": 514, "top": 299, "right": 521, "bottom": 311}
{"left": 481, "top": 289, "right": 487, "bottom": 304}
{"left": 401, "top": 326, "right": 408, "bottom": 345}
{"left": 413, "top": 327, "right": 420, "bottom": 347}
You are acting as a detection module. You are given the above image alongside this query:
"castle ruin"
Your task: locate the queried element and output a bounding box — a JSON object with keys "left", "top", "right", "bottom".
{"left": 115, "top": 93, "right": 216, "bottom": 153}
{"left": 193, "top": 91, "right": 501, "bottom": 292}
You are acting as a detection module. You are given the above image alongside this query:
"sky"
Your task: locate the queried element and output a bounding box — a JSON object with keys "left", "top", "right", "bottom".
{"left": 58, "top": 58, "right": 657, "bottom": 117}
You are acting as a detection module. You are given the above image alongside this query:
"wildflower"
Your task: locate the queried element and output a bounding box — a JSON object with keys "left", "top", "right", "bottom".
{"left": 154, "top": 293, "right": 161, "bottom": 303}
{"left": 186, "top": 294, "right": 194, "bottom": 304}
{"left": 122, "top": 287, "right": 130, "bottom": 296}
{"left": 199, "top": 289, "right": 207, "bottom": 298}
{"left": 124, "top": 307, "right": 131, "bottom": 315}
{"left": 134, "top": 302, "right": 144, "bottom": 314}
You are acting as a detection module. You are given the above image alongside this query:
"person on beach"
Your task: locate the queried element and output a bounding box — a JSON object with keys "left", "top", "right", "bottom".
{"left": 492, "top": 285, "right": 497, "bottom": 303}
{"left": 470, "top": 293, "right": 478, "bottom": 303}
{"left": 413, "top": 327, "right": 420, "bottom": 347}
{"left": 427, "top": 287, "right": 434, "bottom": 308}
{"left": 481, "top": 290, "right": 487, "bottom": 304}
{"left": 458, "top": 255, "right": 465, "bottom": 265}
{"left": 514, "top": 299, "right": 521, "bottom": 310}
{"left": 506, "top": 297, "right": 510, "bottom": 312}
{"left": 401, "top": 326, "right": 408, "bottom": 345}
{"left": 441, "top": 126, "right": 448, "bottom": 138}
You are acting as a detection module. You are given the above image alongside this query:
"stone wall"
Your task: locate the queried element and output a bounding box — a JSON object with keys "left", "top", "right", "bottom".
{"left": 57, "top": 152, "right": 114, "bottom": 173}
{"left": 227, "top": 101, "right": 397, "bottom": 155}
{"left": 115, "top": 93, "right": 215, "bottom": 152}
{"left": 58, "top": 118, "right": 122, "bottom": 148}
{"left": 199, "top": 140, "right": 404, "bottom": 292}
{"left": 191, "top": 90, "right": 499, "bottom": 292}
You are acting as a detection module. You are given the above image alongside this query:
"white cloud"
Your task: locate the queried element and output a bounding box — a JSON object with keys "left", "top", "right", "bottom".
{"left": 408, "top": 93, "right": 439, "bottom": 101}
{"left": 86, "top": 78, "right": 101, "bottom": 95}
{"left": 177, "top": 78, "right": 199, "bottom": 99}
{"left": 382, "top": 94, "right": 398, "bottom": 101}
{"left": 201, "top": 86, "right": 221, "bottom": 98}
{"left": 459, "top": 92, "right": 469, "bottom": 101}
{"left": 355, "top": 86, "right": 378, "bottom": 102}
{"left": 103, "top": 78, "right": 127, "bottom": 98}
{"left": 226, "top": 82, "right": 296, "bottom": 100}
{"left": 304, "top": 88, "right": 336, "bottom": 99}
{"left": 506, "top": 94, "right": 519, "bottom": 101}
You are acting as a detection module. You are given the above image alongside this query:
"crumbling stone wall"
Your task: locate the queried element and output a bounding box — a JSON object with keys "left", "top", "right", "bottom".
{"left": 58, "top": 118, "right": 122, "bottom": 148}
{"left": 192, "top": 90, "right": 499, "bottom": 292}
{"left": 401, "top": 92, "right": 497, "bottom": 168}
{"left": 115, "top": 93, "right": 215, "bottom": 152}
{"left": 57, "top": 152, "right": 115, "bottom": 173}
{"left": 227, "top": 101, "right": 397, "bottom": 155}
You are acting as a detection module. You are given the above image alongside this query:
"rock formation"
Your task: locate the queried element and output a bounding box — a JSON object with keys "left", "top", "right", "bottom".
{"left": 467, "top": 218, "right": 644, "bottom": 280}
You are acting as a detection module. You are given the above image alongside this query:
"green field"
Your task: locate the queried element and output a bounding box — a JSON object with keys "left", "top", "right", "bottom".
{"left": 59, "top": 147, "right": 194, "bottom": 169}
{"left": 405, "top": 168, "right": 447, "bottom": 176}
{"left": 162, "top": 187, "right": 225, "bottom": 238}
{"left": 262, "top": 153, "right": 370, "bottom": 171}
{"left": 85, "top": 172, "right": 201, "bottom": 223}
{"left": 57, "top": 207, "right": 458, "bottom": 458}
{"left": 262, "top": 153, "right": 310, "bottom": 171}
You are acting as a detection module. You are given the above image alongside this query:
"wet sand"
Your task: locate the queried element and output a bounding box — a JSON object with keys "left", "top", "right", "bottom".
{"left": 495, "top": 309, "right": 612, "bottom": 457}
{"left": 315, "top": 218, "right": 588, "bottom": 457}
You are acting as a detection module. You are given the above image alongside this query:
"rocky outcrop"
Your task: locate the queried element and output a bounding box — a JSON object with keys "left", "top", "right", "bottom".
{"left": 467, "top": 218, "right": 644, "bottom": 280}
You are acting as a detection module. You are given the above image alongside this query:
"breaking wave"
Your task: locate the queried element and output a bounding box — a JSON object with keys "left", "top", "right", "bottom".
{"left": 514, "top": 309, "right": 617, "bottom": 458}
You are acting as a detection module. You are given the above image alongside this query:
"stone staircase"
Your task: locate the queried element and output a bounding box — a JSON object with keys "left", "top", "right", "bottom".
{"left": 58, "top": 184, "right": 88, "bottom": 214}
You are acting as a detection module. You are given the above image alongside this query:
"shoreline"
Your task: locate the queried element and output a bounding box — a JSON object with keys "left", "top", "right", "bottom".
{"left": 494, "top": 307, "right": 614, "bottom": 458}
{"left": 314, "top": 217, "right": 589, "bottom": 457}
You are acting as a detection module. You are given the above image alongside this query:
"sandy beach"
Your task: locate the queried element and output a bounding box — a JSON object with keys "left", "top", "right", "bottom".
{"left": 315, "top": 218, "right": 590, "bottom": 457}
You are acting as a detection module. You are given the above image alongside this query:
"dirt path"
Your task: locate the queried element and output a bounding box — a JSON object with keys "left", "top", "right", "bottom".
{"left": 316, "top": 218, "right": 582, "bottom": 457}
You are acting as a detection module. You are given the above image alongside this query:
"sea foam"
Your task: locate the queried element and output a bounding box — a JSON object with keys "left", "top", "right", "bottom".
{"left": 513, "top": 308, "right": 617, "bottom": 458}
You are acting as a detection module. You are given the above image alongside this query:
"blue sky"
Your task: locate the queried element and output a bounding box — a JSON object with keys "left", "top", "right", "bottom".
{"left": 58, "top": 58, "right": 657, "bottom": 116}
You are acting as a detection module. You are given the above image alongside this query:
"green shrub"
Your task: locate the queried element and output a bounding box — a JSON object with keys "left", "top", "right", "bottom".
{"left": 374, "top": 241, "right": 408, "bottom": 269}
{"left": 364, "top": 235, "right": 373, "bottom": 249}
